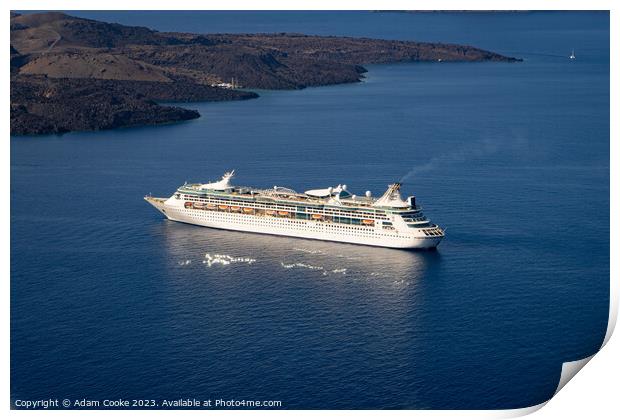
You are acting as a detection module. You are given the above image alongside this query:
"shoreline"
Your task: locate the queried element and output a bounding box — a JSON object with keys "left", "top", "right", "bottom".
{"left": 10, "top": 12, "right": 521, "bottom": 136}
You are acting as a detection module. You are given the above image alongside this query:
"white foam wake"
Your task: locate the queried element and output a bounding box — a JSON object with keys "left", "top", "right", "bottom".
{"left": 281, "top": 262, "right": 347, "bottom": 276}
{"left": 281, "top": 262, "right": 324, "bottom": 271}
{"left": 292, "top": 248, "right": 325, "bottom": 255}
{"left": 203, "top": 253, "right": 257, "bottom": 267}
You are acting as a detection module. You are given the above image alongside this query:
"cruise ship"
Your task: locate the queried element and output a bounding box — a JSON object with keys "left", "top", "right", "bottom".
{"left": 145, "top": 171, "right": 444, "bottom": 249}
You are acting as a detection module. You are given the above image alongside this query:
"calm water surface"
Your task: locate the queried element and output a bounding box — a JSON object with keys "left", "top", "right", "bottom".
{"left": 11, "top": 11, "right": 609, "bottom": 409}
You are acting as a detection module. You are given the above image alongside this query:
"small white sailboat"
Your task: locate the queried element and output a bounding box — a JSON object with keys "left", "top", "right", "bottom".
{"left": 569, "top": 49, "right": 576, "bottom": 60}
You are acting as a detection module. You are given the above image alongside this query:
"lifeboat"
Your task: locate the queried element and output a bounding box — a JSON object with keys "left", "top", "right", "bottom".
{"left": 311, "top": 214, "right": 323, "bottom": 220}
{"left": 206, "top": 204, "right": 217, "bottom": 210}
{"left": 243, "top": 207, "right": 254, "bottom": 213}
{"left": 231, "top": 206, "right": 241, "bottom": 212}
{"left": 218, "top": 205, "right": 229, "bottom": 210}
{"left": 184, "top": 202, "right": 193, "bottom": 209}
{"left": 266, "top": 210, "right": 276, "bottom": 216}
{"left": 194, "top": 203, "right": 207, "bottom": 209}
{"left": 278, "top": 211, "right": 290, "bottom": 216}
{"left": 362, "top": 219, "right": 375, "bottom": 225}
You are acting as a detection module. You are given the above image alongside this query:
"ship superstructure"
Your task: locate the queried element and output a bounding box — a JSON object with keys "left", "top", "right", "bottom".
{"left": 145, "top": 171, "right": 444, "bottom": 249}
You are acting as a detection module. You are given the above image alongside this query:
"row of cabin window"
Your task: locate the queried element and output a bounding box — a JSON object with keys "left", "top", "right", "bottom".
{"left": 177, "top": 210, "right": 408, "bottom": 238}
{"left": 181, "top": 211, "right": 379, "bottom": 231}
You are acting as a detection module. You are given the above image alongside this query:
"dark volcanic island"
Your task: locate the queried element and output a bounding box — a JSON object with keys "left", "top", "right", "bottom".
{"left": 10, "top": 12, "right": 521, "bottom": 135}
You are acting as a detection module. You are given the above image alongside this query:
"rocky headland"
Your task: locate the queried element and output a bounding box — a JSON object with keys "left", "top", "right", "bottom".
{"left": 10, "top": 12, "right": 521, "bottom": 135}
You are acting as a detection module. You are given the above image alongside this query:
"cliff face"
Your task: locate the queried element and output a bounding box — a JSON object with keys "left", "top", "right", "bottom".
{"left": 10, "top": 12, "right": 521, "bottom": 135}
{"left": 10, "top": 77, "right": 198, "bottom": 135}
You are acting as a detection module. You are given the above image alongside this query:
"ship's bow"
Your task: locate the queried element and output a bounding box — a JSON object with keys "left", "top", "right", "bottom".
{"left": 144, "top": 196, "right": 169, "bottom": 217}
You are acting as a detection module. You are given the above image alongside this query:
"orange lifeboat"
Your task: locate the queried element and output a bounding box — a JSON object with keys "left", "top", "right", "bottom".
{"left": 231, "top": 206, "right": 241, "bottom": 212}
{"left": 311, "top": 214, "right": 323, "bottom": 220}
{"left": 184, "top": 202, "right": 193, "bottom": 209}
{"left": 218, "top": 205, "right": 229, "bottom": 210}
{"left": 278, "top": 211, "right": 290, "bottom": 216}
{"left": 362, "top": 219, "right": 375, "bottom": 225}
{"left": 243, "top": 207, "right": 254, "bottom": 213}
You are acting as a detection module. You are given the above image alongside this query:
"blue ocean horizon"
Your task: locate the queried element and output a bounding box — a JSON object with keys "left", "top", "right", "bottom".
{"left": 11, "top": 11, "right": 609, "bottom": 409}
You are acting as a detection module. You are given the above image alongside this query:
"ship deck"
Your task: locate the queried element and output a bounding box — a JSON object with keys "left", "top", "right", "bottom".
{"left": 177, "top": 184, "right": 383, "bottom": 210}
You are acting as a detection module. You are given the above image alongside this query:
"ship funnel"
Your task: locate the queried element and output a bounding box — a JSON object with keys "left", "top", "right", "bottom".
{"left": 373, "top": 182, "right": 409, "bottom": 208}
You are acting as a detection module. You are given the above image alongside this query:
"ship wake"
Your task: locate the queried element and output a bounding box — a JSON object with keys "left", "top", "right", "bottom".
{"left": 203, "top": 253, "right": 257, "bottom": 267}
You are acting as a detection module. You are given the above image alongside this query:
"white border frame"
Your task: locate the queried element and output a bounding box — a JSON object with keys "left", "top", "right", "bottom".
{"left": 4, "top": 1, "right": 617, "bottom": 419}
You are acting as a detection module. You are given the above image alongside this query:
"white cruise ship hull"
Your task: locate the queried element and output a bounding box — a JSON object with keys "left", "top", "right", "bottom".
{"left": 146, "top": 197, "right": 442, "bottom": 249}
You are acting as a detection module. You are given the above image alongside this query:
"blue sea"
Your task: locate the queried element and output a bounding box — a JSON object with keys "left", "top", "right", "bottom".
{"left": 11, "top": 11, "right": 609, "bottom": 409}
